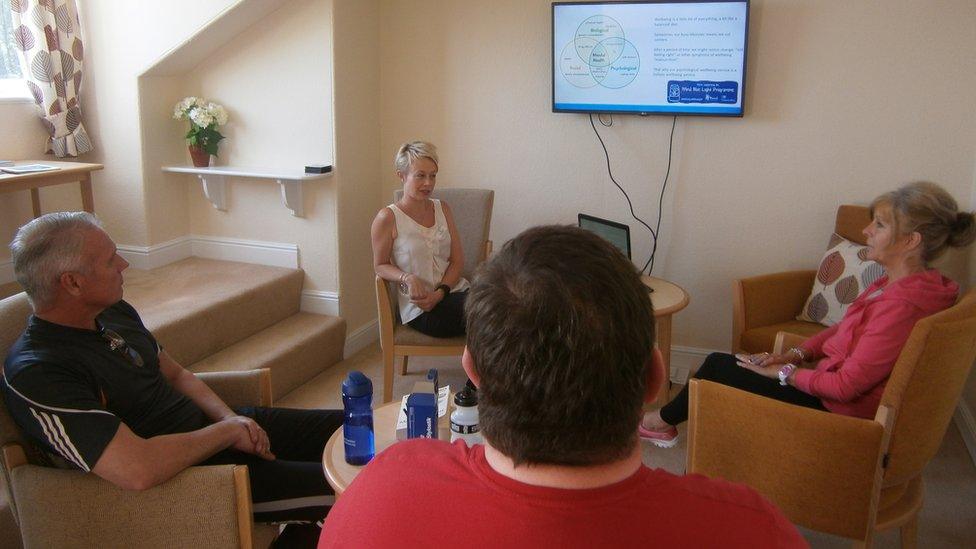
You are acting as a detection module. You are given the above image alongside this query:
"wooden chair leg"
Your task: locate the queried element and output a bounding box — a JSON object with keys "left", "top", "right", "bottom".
{"left": 382, "top": 346, "right": 395, "bottom": 404}
{"left": 899, "top": 514, "right": 918, "bottom": 549}
{"left": 400, "top": 355, "right": 409, "bottom": 376}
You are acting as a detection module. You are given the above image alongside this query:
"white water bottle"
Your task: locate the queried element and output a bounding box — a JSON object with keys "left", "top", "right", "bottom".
{"left": 450, "top": 387, "right": 482, "bottom": 445}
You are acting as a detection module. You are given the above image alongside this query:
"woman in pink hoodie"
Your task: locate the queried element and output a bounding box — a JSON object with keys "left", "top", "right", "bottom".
{"left": 640, "top": 182, "right": 976, "bottom": 448}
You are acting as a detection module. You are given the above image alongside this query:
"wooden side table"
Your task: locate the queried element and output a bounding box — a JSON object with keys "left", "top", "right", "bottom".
{"left": 323, "top": 399, "right": 452, "bottom": 496}
{"left": 0, "top": 161, "right": 103, "bottom": 217}
{"left": 641, "top": 276, "right": 690, "bottom": 405}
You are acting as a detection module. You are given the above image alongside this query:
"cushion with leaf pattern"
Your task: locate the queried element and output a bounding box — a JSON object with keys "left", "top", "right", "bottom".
{"left": 797, "top": 233, "right": 885, "bottom": 326}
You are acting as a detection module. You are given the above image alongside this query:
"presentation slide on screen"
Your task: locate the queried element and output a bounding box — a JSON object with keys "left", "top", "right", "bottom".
{"left": 553, "top": 2, "right": 747, "bottom": 114}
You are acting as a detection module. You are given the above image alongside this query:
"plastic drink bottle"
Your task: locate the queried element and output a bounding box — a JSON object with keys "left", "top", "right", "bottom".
{"left": 450, "top": 386, "right": 482, "bottom": 445}
{"left": 342, "top": 371, "right": 375, "bottom": 465}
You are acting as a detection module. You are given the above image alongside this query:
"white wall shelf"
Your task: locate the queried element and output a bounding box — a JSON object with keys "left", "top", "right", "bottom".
{"left": 162, "top": 165, "right": 331, "bottom": 217}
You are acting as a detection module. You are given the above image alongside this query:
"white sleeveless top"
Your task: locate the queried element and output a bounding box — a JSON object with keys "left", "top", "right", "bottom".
{"left": 389, "top": 199, "right": 470, "bottom": 323}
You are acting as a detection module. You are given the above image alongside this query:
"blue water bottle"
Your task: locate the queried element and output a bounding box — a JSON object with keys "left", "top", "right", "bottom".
{"left": 342, "top": 371, "right": 375, "bottom": 465}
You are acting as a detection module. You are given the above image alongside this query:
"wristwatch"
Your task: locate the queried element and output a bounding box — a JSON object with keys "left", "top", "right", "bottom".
{"left": 778, "top": 363, "right": 797, "bottom": 386}
{"left": 435, "top": 284, "right": 451, "bottom": 297}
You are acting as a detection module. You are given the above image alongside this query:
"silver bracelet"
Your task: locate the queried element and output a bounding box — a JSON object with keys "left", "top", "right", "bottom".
{"left": 789, "top": 347, "right": 807, "bottom": 362}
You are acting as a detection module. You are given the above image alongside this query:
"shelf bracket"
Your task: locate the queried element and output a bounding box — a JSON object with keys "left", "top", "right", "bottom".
{"left": 197, "top": 174, "right": 227, "bottom": 211}
{"left": 277, "top": 178, "right": 304, "bottom": 217}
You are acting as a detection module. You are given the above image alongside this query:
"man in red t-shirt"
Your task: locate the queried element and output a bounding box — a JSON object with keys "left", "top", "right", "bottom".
{"left": 319, "top": 225, "right": 806, "bottom": 548}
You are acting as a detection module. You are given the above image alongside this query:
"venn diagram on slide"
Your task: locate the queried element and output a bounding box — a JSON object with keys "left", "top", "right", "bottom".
{"left": 559, "top": 15, "right": 640, "bottom": 89}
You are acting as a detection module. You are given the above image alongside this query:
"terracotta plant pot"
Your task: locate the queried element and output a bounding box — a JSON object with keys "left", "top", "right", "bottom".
{"left": 188, "top": 145, "right": 211, "bottom": 167}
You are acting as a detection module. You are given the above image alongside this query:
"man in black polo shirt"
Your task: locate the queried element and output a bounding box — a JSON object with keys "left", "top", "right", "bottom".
{"left": 2, "top": 212, "right": 342, "bottom": 544}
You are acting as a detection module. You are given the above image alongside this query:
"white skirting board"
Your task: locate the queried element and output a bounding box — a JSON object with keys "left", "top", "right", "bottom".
{"left": 669, "top": 344, "right": 716, "bottom": 384}
{"left": 300, "top": 290, "right": 340, "bottom": 317}
{"left": 118, "top": 235, "right": 298, "bottom": 271}
{"left": 343, "top": 319, "right": 379, "bottom": 359}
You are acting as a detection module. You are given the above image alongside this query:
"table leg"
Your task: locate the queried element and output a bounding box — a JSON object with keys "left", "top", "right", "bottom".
{"left": 655, "top": 314, "right": 673, "bottom": 406}
{"left": 80, "top": 174, "right": 94, "bottom": 213}
{"left": 30, "top": 189, "right": 41, "bottom": 218}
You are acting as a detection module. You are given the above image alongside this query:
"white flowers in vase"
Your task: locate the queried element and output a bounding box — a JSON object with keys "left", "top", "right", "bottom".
{"left": 173, "top": 96, "right": 229, "bottom": 156}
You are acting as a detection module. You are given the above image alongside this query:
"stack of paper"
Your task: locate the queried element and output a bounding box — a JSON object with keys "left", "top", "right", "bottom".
{"left": 1, "top": 164, "right": 60, "bottom": 174}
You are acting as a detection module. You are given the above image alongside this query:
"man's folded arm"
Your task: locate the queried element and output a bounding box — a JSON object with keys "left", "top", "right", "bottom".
{"left": 92, "top": 420, "right": 242, "bottom": 491}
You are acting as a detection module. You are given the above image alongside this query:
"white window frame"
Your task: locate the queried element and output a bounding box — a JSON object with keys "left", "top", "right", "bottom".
{"left": 0, "top": 78, "right": 31, "bottom": 102}
{"left": 0, "top": 0, "right": 30, "bottom": 101}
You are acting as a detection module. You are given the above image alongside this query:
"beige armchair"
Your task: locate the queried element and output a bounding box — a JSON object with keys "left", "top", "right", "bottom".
{"left": 689, "top": 289, "right": 976, "bottom": 547}
{"left": 376, "top": 188, "right": 494, "bottom": 402}
{"left": 0, "top": 292, "right": 278, "bottom": 548}
{"left": 732, "top": 205, "right": 872, "bottom": 353}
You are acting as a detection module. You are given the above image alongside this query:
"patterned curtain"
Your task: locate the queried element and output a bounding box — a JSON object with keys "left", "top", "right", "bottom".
{"left": 9, "top": 0, "right": 92, "bottom": 157}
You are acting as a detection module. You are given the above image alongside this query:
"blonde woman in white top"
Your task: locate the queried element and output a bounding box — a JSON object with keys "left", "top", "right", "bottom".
{"left": 371, "top": 141, "right": 469, "bottom": 337}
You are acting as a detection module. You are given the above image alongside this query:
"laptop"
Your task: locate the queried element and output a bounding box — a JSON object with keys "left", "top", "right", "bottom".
{"left": 578, "top": 213, "right": 632, "bottom": 259}
{"left": 578, "top": 213, "right": 653, "bottom": 292}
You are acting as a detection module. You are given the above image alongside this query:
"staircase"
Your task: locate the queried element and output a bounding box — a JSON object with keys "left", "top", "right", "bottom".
{"left": 124, "top": 257, "right": 347, "bottom": 404}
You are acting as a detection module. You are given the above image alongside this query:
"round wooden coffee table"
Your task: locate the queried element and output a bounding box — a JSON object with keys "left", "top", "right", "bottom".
{"left": 322, "top": 399, "right": 452, "bottom": 495}
{"left": 641, "top": 276, "right": 690, "bottom": 405}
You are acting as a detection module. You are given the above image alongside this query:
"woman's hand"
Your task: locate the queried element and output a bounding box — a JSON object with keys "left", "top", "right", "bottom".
{"left": 412, "top": 288, "right": 445, "bottom": 312}
{"left": 404, "top": 274, "right": 431, "bottom": 301}
{"left": 735, "top": 357, "right": 780, "bottom": 380}
{"left": 734, "top": 352, "right": 790, "bottom": 380}
{"left": 737, "top": 351, "right": 793, "bottom": 368}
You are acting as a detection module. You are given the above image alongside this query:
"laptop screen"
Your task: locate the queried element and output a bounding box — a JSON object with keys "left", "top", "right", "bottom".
{"left": 578, "top": 214, "right": 631, "bottom": 260}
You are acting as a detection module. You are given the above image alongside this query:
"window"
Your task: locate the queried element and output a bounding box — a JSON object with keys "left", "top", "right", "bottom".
{"left": 0, "top": 0, "right": 30, "bottom": 100}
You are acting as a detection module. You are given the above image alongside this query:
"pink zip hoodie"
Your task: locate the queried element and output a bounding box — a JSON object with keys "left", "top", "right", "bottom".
{"left": 793, "top": 269, "right": 958, "bottom": 418}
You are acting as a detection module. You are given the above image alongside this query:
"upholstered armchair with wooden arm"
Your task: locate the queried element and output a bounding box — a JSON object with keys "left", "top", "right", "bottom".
{"left": 376, "top": 188, "right": 494, "bottom": 403}
{"left": 689, "top": 289, "right": 976, "bottom": 547}
{"left": 0, "top": 292, "right": 278, "bottom": 549}
{"left": 733, "top": 205, "right": 872, "bottom": 353}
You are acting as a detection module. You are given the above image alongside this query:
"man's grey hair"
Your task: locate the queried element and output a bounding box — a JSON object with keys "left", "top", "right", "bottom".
{"left": 10, "top": 212, "right": 103, "bottom": 310}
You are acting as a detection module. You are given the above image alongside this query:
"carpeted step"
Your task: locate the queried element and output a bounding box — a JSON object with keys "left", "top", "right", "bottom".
{"left": 188, "top": 312, "right": 346, "bottom": 400}
{"left": 275, "top": 361, "right": 348, "bottom": 410}
{"left": 123, "top": 258, "right": 304, "bottom": 367}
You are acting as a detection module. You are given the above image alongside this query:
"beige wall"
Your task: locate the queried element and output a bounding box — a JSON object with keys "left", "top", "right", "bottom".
{"left": 333, "top": 0, "right": 382, "bottom": 332}
{"left": 0, "top": 100, "right": 48, "bottom": 262}
{"left": 4, "top": 0, "right": 348, "bottom": 306}
{"left": 376, "top": 0, "right": 976, "bottom": 352}
{"left": 173, "top": 0, "right": 340, "bottom": 292}
{"left": 77, "top": 0, "right": 239, "bottom": 247}
{"left": 1, "top": 0, "right": 233, "bottom": 258}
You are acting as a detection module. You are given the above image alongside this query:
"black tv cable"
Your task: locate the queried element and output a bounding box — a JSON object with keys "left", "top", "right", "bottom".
{"left": 588, "top": 113, "right": 678, "bottom": 275}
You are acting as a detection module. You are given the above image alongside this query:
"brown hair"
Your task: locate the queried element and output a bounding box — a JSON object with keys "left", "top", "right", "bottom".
{"left": 464, "top": 225, "right": 654, "bottom": 467}
{"left": 870, "top": 181, "right": 976, "bottom": 262}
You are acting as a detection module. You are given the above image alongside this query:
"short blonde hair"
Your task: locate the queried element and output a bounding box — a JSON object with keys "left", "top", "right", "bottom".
{"left": 870, "top": 181, "right": 976, "bottom": 262}
{"left": 394, "top": 141, "right": 438, "bottom": 174}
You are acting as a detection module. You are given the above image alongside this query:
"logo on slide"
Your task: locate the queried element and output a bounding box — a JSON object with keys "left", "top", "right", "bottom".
{"left": 559, "top": 15, "right": 640, "bottom": 90}
{"left": 666, "top": 81, "right": 738, "bottom": 104}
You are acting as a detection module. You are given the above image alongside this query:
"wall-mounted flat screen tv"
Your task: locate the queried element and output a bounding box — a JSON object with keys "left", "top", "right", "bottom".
{"left": 552, "top": 1, "right": 749, "bottom": 116}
